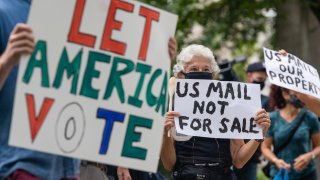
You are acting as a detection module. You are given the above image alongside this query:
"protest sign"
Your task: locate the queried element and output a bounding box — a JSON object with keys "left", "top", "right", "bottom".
{"left": 10, "top": 0, "right": 177, "bottom": 172}
{"left": 174, "top": 79, "right": 263, "bottom": 139}
{"left": 263, "top": 48, "right": 320, "bottom": 99}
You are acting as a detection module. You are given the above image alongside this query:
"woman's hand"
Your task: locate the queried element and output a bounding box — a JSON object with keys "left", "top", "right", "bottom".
{"left": 1, "top": 24, "right": 35, "bottom": 67}
{"left": 117, "top": 167, "right": 132, "bottom": 180}
{"left": 293, "top": 153, "right": 313, "bottom": 171}
{"left": 168, "top": 37, "right": 177, "bottom": 60}
{"left": 164, "top": 111, "right": 180, "bottom": 135}
{"left": 274, "top": 158, "right": 291, "bottom": 170}
{"left": 279, "top": 49, "right": 288, "bottom": 56}
{"left": 254, "top": 109, "right": 271, "bottom": 137}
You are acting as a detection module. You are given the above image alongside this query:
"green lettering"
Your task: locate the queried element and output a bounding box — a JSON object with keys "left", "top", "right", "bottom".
{"left": 103, "top": 57, "right": 134, "bottom": 103}
{"left": 155, "top": 71, "right": 168, "bottom": 116}
{"left": 146, "top": 69, "right": 162, "bottom": 106}
{"left": 23, "top": 40, "right": 50, "bottom": 87}
{"left": 128, "top": 63, "right": 152, "bottom": 108}
{"left": 122, "top": 115, "right": 153, "bottom": 160}
{"left": 53, "top": 48, "right": 82, "bottom": 94}
{"left": 80, "top": 51, "right": 110, "bottom": 99}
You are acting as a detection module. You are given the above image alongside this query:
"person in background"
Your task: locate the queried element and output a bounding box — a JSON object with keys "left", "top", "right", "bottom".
{"left": 245, "top": 62, "right": 270, "bottom": 111}
{"left": 0, "top": 0, "right": 80, "bottom": 179}
{"left": 234, "top": 61, "right": 270, "bottom": 180}
{"left": 161, "top": 44, "right": 271, "bottom": 180}
{"left": 261, "top": 84, "right": 320, "bottom": 179}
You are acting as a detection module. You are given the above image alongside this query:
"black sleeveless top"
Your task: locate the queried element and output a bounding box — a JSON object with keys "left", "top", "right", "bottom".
{"left": 175, "top": 137, "right": 232, "bottom": 167}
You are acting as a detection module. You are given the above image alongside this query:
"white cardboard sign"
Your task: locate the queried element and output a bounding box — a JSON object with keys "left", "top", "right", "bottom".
{"left": 174, "top": 79, "right": 263, "bottom": 139}
{"left": 263, "top": 47, "right": 320, "bottom": 99}
{"left": 10, "top": 0, "right": 177, "bottom": 172}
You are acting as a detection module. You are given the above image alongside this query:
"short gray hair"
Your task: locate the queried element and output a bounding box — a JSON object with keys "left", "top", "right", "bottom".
{"left": 173, "top": 44, "right": 220, "bottom": 78}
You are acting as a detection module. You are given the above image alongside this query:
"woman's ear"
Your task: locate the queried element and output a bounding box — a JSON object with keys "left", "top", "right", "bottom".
{"left": 177, "top": 72, "right": 185, "bottom": 79}
{"left": 212, "top": 73, "right": 216, "bottom": 80}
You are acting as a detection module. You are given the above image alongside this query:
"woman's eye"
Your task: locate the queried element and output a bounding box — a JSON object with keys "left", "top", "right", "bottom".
{"left": 190, "top": 68, "right": 198, "bottom": 71}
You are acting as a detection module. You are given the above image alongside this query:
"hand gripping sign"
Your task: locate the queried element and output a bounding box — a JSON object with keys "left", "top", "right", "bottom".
{"left": 174, "top": 79, "right": 263, "bottom": 139}
{"left": 10, "top": 0, "right": 177, "bottom": 172}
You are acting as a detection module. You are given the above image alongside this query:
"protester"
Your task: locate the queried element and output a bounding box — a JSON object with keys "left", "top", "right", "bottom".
{"left": 261, "top": 84, "right": 320, "bottom": 179}
{"left": 245, "top": 62, "right": 270, "bottom": 111}
{"left": 234, "top": 62, "right": 270, "bottom": 180}
{"left": 161, "top": 44, "right": 271, "bottom": 180}
{"left": 0, "top": 0, "right": 80, "bottom": 179}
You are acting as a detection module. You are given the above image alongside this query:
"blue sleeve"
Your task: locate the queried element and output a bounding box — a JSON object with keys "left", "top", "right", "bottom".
{"left": 0, "top": 8, "right": 5, "bottom": 54}
{"left": 306, "top": 111, "right": 320, "bottom": 135}
{"left": 62, "top": 157, "right": 81, "bottom": 178}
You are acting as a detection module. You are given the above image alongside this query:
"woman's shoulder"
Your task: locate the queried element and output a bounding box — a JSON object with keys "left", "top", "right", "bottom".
{"left": 303, "top": 108, "right": 317, "bottom": 119}
{"left": 303, "top": 108, "right": 318, "bottom": 123}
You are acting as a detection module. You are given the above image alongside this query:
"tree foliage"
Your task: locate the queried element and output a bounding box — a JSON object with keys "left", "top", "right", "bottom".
{"left": 140, "top": 0, "right": 286, "bottom": 80}
{"left": 141, "top": 0, "right": 282, "bottom": 55}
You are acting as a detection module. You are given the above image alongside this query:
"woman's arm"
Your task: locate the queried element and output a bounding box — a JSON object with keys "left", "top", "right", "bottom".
{"left": 295, "top": 93, "right": 320, "bottom": 117}
{"left": 230, "top": 139, "right": 259, "bottom": 168}
{"left": 293, "top": 133, "right": 320, "bottom": 171}
{"left": 261, "top": 137, "right": 291, "bottom": 169}
{"left": 160, "top": 111, "right": 179, "bottom": 171}
{"left": 161, "top": 133, "right": 176, "bottom": 171}
{"left": 0, "top": 24, "right": 35, "bottom": 89}
{"left": 231, "top": 109, "right": 271, "bottom": 168}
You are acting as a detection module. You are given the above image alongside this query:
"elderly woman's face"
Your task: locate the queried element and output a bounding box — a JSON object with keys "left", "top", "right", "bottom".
{"left": 185, "top": 56, "right": 212, "bottom": 73}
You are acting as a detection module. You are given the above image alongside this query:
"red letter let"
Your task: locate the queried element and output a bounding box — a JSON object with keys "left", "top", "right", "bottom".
{"left": 68, "top": 0, "right": 96, "bottom": 47}
{"left": 100, "top": 0, "right": 134, "bottom": 55}
{"left": 138, "top": 6, "right": 159, "bottom": 61}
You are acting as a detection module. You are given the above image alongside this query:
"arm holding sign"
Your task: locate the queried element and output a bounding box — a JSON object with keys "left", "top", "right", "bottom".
{"left": 161, "top": 109, "right": 270, "bottom": 169}
{"left": 161, "top": 44, "right": 271, "bottom": 177}
{"left": 161, "top": 111, "right": 179, "bottom": 170}
{"left": 294, "top": 90, "right": 320, "bottom": 117}
{"left": 231, "top": 108, "right": 270, "bottom": 168}
{"left": 0, "top": 24, "right": 35, "bottom": 89}
{"left": 0, "top": 2, "right": 82, "bottom": 178}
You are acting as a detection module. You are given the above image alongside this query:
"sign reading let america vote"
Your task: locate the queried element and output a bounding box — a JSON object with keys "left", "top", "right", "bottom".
{"left": 10, "top": 0, "right": 177, "bottom": 172}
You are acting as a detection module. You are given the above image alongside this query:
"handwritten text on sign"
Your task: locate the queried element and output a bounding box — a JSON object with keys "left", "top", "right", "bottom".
{"left": 174, "top": 79, "right": 263, "bottom": 139}
{"left": 10, "top": 0, "right": 177, "bottom": 172}
{"left": 263, "top": 47, "right": 320, "bottom": 99}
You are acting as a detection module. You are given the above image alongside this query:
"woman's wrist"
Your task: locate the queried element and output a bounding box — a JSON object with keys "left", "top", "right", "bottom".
{"left": 272, "top": 157, "right": 278, "bottom": 163}
{"left": 310, "top": 151, "right": 316, "bottom": 160}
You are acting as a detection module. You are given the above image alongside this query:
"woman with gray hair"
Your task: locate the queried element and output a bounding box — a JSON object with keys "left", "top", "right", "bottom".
{"left": 161, "top": 44, "right": 270, "bottom": 180}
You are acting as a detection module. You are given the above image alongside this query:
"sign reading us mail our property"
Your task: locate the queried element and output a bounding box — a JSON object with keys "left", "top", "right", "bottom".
{"left": 174, "top": 79, "right": 263, "bottom": 139}
{"left": 10, "top": 0, "right": 177, "bottom": 172}
{"left": 263, "top": 47, "right": 320, "bottom": 100}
